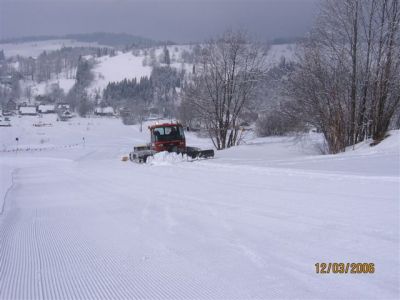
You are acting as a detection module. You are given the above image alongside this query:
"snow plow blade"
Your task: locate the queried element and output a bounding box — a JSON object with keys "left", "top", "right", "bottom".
{"left": 129, "top": 148, "right": 214, "bottom": 163}
{"left": 129, "top": 149, "right": 156, "bottom": 163}
{"left": 186, "top": 147, "right": 215, "bottom": 159}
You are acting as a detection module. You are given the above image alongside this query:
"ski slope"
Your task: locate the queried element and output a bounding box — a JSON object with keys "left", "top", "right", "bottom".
{"left": 90, "top": 51, "right": 152, "bottom": 93}
{"left": 0, "top": 115, "right": 399, "bottom": 299}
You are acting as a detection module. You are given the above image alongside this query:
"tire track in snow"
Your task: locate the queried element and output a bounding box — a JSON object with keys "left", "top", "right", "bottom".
{"left": 0, "top": 168, "right": 18, "bottom": 216}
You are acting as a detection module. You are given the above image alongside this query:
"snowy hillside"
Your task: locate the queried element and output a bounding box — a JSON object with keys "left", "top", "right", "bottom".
{"left": 89, "top": 45, "right": 193, "bottom": 94}
{"left": 6, "top": 42, "right": 296, "bottom": 102}
{"left": 88, "top": 43, "right": 294, "bottom": 95}
{"left": 0, "top": 39, "right": 109, "bottom": 58}
{"left": 89, "top": 51, "right": 152, "bottom": 93}
{"left": 0, "top": 115, "right": 398, "bottom": 299}
{"left": 20, "top": 77, "right": 76, "bottom": 99}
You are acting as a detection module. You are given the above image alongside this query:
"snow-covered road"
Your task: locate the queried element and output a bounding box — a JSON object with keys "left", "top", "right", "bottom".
{"left": 0, "top": 116, "right": 399, "bottom": 299}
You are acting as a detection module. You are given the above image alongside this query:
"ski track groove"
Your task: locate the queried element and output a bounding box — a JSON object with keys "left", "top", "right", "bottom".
{"left": 33, "top": 209, "right": 45, "bottom": 300}
{"left": 41, "top": 196, "right": 128, "bottom": 299}
{"left": 0, "top": 164, "right": 241, "bottom": 299}
{"left": 77, "top": 165, "right": 245, "bottom": 299}
{"left": 70, "top": 163, "right": 338, "bottom": 295}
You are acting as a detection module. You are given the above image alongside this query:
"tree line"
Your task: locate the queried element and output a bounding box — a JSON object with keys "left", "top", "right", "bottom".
{"left": 101, "top": 66, "right": 183, "bottom": 118}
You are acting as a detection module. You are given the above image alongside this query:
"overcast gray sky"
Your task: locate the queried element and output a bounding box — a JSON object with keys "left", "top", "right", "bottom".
{"left": 0, "top": 0, "right": 318, "bottom": 43}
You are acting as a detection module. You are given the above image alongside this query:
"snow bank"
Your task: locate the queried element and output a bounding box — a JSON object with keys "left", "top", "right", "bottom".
{"left": 345, "top": 130, "right": 400, "bottom": 155}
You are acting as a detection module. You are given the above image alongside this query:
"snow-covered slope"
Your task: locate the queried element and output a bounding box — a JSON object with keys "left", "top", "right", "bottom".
{"left": 20, "top": 77, "right": 76, "bottom": 99}
{"left": 0, "top": 115, "right": 398, "bottom": 299}
{"left": 88, "top": 43, "right": 295, "bottom": 95}
{"left": 90, "top": 51, "right": 152, "bottom": 93}
{"left": 89, "top": 45, "right": 192, "bottom": 94}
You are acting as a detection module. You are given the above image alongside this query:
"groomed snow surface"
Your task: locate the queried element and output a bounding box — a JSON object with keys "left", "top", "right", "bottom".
{"left": 0, "top": 115, "right": 399, "bottom": 299}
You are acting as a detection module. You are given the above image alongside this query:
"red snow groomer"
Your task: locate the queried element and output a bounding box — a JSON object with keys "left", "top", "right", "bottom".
{"left": 129, "top": 122, "right": 214, "bottom": 163}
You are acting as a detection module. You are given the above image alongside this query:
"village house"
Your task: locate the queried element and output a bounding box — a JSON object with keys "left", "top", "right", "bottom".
{"left": 2, "top": 99, "right": 17, "bottom": 115}
{"left": 38, "top": 104, "right": 56, "bottom": 114}
{"left": 94, "top": 106, "right": 114, "bottom": 117}
{"left": 56, "top": 103, "right": 71, "bottom": 112}
{"left": 19, "top": 106, "right": 38, "bottom": 116}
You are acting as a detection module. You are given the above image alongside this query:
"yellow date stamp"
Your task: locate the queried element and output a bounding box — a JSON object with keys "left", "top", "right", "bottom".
{"left": 315, "top": 263, "right": 375, "bottom": 274}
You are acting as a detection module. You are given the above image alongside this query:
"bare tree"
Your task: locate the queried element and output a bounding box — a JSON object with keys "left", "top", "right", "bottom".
{"left": 183, "top": 30, "right": 268, "bottom": 149}
{"left": 290, "top": 0, "right": 400, "bottom": 153}
{"left": 369, "top": 0, "right": 400, "bottom": 141}
{"left": 289, "top": 40, "right": 350, "bottom": 153}
{"left": 24, "top": 86, "right": 32, "bottom": 104}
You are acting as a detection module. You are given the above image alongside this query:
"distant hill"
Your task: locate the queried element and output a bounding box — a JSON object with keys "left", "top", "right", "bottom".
{"left": 0, "top": 35, "right": 59, "bottom": 44}
{"left": 1, "top": 32, "right": 302, "bottom": 48}
{"left": 270, "top": 37, "right": 303, "bottom": 45}
{"left": 64, "top": 33, "right": 169, "bottom": 48}
{"left": 0, "top": 32, "right": 171, "bottom": 48}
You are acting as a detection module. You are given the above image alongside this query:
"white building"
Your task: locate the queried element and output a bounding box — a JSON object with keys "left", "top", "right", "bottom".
{"left": 19, "top": 106, "right": 37, "bottom": 116}
{"left": 38, "top": 104, "right": 56, "bottom": 114}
